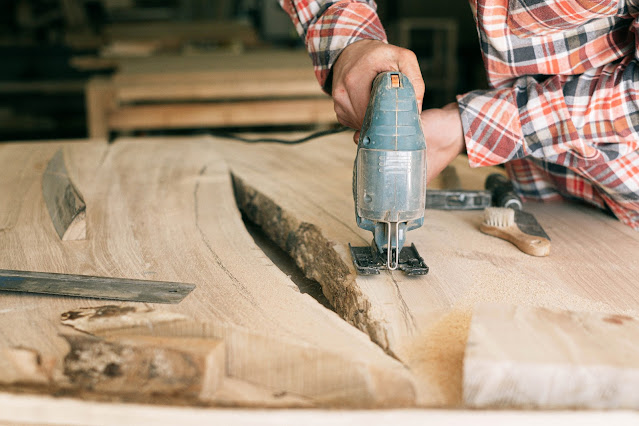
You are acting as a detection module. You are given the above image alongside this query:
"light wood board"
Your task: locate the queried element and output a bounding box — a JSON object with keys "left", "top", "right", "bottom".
{"left": 464, "top": 303, "right": 639, "bottom": 409}
{"left": 114, "top": 50, "right": 315, "bottom": 75}
{"left": 85, "top": 50, "right": 336, "bottom": 138}
{"left": 0, "top": 138, "right": 414, "bottom": 407}
{"left": 108, "top": 99, "right": 336, "bottom": 131}
{"left": 216, "top": 131, "right": 639, "bottom": 407}
{"left": 2, "top": 392, "right": 639, "bottom": 426}
{"left": 112, "top": 51, "right": 323, "bottom": 102}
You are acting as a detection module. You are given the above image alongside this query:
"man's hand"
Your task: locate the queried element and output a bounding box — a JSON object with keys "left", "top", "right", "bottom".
{"left": 421, "top": 103, "right": 466, "bottom": 183}
{"left": 332, "top": 40, "right": 424, "bottom": 142}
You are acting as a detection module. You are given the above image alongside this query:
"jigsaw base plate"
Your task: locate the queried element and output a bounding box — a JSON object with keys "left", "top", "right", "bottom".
{"left": 349, "top": 243, "right": 429, "bottom": 276}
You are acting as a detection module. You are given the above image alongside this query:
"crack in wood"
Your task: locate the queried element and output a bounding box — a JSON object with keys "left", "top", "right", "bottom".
{"left": 389, "top": 273, "right": 418, "bottom": 335}
{"left": 231, "top": 173, "right": 401, "bottom": 357}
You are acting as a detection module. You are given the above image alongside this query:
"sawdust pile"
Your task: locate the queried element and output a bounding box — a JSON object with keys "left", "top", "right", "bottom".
{"left": 403, "top": 309, "right": 472, "bottom": 407}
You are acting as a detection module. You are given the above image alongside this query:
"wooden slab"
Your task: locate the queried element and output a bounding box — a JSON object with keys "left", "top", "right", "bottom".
{"left": 115, "top": 51, "right": 315, "bottom": 76}
{"left": 2, "top": 392, "right": 639, "bottom": 426}
{"left": 216, "top": 132, "right": 639, "bottom": 407}
{"left": 85, "top": 50, "right": 336, "bottom": 138}
{"left": 112, "top": 51, "right": 324, "bottom": 102}
{"left": 0, "top": 138, "right": 414, "bottom": 407}
{"left": 108, "top": 99, "right": 336, "bottom": 131}
{"left": 62, "top": 334, "right": 225, "bottom": 401}
{"left": 464, "top": 303, "right": 639, "bottom": 409}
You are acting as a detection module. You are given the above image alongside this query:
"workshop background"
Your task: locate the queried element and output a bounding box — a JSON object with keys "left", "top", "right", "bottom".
{"left": 0, "top": 0, "right": 486, "bottom": 142}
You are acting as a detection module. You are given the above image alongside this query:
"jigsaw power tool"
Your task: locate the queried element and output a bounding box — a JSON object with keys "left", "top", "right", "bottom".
{"left": 349, "top": 72, "right": 429, "bottom": 275}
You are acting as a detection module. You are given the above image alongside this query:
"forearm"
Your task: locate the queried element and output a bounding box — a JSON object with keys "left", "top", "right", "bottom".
{"left": 457, "top": 57, "right": 639, "bottom": 169}
{"left": 457, "top": 57, "right": 639, "bottom": 228}
{"left": 279, "top": 0, "right": 387, "bottom": 91}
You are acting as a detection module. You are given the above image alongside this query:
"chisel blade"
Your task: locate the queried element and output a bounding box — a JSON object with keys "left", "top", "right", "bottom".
{"left": 515, "top": 210, "right": 551, "bottom": 241}
{"left": 0, "top": 270, "right": 195, "bottom": 304}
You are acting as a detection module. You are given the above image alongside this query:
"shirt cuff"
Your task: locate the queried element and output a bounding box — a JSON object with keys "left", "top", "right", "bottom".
{"left": 305, "top": 2, "right": 387, "bottom": 92}
{"left": 456, "top": 88, "right": 528, "bottom": 168}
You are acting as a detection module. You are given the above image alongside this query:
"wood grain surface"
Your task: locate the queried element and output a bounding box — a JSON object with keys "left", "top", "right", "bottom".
{"left": 218, "top": 131, "right": 639, "bottom": 407}
{"left": 0, "top": 138, "right": 414, "bottom": 407}
{"left": 3, "top": 133, "right": 639, "bottom": 410}
{"left": 464, "top": 304, "right": 639, "bottom": 409}
{"left": 2, "top": 392, "right": 639, "bottom": 426}
{"left": 86, "top": 50, "right": 336, "bottom": 138}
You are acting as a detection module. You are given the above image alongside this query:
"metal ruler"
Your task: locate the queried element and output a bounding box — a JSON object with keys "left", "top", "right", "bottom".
{"left": 426, "top": 190, "right": 492, "bottom": 210}
{"left": 0, "top": 269, "right": 194, "bottom": 304}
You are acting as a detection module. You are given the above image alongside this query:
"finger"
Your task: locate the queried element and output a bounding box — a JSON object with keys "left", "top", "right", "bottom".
{"left": 333, "top": 85, "right": 360, "bottom": 129}
{"left": 353, "top": 130, "right": 360, "bottom": 144}
{"left": 333, "top": 102, "right": 359, "bottom": 130}
{"left": 346, "top": 70, "right": 376, "bottom": 128}
{"left": 397, "top": 51, "right": 425, "bottom": 112}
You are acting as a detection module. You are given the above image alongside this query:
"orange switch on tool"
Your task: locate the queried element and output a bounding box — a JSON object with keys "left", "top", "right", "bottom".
{"left": 391, "top": 74, "right": 400, "bottom": 88}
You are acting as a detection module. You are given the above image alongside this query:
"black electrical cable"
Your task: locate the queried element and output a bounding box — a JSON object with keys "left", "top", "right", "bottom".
{"left": 208, "top": 126, "right": 350, "bottom": 145}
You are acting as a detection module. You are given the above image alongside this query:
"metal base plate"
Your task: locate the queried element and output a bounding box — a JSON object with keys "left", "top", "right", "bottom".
{"left": 349, "top": 243, "right": 429, "bottom": 276}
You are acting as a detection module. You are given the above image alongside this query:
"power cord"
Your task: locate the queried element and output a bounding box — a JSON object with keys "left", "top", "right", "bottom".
{"left": 208, "top": 126, "right": 350, "bottom": 145}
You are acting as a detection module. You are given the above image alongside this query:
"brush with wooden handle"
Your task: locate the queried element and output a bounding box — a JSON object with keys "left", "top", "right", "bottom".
{"left": 480, "top": 207, "right": 551, "bottom": 257}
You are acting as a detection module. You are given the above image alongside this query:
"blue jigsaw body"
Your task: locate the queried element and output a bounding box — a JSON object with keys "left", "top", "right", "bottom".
{"left": 351, "top": 72, "right": 428, "bottom": 273}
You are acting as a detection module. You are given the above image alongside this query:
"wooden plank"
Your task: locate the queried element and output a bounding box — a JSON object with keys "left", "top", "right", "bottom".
{"left": 114, "top": 76, "right": 325, "bottom": 102}
{"left": 108, "top": 99, "right": 337, "bottom": 131}
{"left": 464, "top": 303, "right": 639, "bottom": 409}
{"left": 42, "top": 149, "right": 86, "bottom": 241}
{"left": 216, "top": 131, "right": 639, "bottom": 407}
{"left": 115, "top": 51, "right": 313, "bottom": 76}
{"left": 85, "top": 51, "right": 330, "bottom": 136}
{"left": 62, "top": 334, "right": 225, "bottom": 401}
{"left": 113, "top": 68, "right": 314, "bottom": 86}
{"left": 0, "top": 138, "right": 414, "bottom": 408}
{"left": 110, "top": 52, "right": 321, "bottom": 102}
{"left": 85, "top": 77, "right": 115, "bottom": 140}
{"left": 1, "top": 392, "right": 639, "bottom": 426}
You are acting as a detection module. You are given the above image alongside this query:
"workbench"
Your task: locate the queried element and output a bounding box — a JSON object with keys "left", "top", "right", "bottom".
{"left": 85, "top": 50, "right": 337, "bottom": 139}
{"left": 1, "top": 133, "right": 638, "bottom": 422}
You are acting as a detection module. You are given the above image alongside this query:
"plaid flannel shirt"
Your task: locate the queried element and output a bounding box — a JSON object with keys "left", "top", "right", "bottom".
{"left": 280, "top": 0, "right": 639, "bottom": 229}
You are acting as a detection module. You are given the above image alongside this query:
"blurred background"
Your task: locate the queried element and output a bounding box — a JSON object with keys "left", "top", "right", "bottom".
{"left": 0, "top": 0, "right": 489, "bottom": 142}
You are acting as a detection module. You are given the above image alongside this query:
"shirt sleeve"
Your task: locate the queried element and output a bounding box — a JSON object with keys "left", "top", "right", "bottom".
{"left": 457, "top": 57, "right": 639, "bottom": 170}
{"left": 279, "top": 0, "right": 387, "bottom": 92}
{"left": 457, "top": 57, "right": 639, "bottom": 227}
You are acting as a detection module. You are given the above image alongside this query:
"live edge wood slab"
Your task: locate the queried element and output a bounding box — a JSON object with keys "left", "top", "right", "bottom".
{"left": 1, "top": 134, "right": 639, "bottom": 411}
{"left": 216, "top": 131, "right": 639, "bottom": 407}
{"left": 0, "top": 139, "right": 413, "bottom": 408}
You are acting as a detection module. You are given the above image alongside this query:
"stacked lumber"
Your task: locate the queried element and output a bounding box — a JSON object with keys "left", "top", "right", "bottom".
{"left": 86, "top": 50, "right": 336, "bottom": 139}
{"left": 102, "top": 20, "right": 259, "bottom": 57}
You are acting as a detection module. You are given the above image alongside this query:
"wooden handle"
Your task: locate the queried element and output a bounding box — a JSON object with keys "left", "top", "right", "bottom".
{"left": 480, "top": 223, "right": 551, "bottom": 257}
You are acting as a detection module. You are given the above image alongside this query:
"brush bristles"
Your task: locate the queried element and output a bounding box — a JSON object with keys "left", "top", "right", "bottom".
{"left": 483, "top": 207, "right": 515, "bottom": 228}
